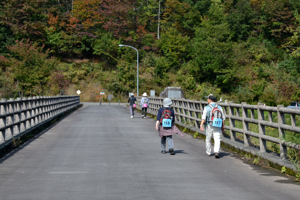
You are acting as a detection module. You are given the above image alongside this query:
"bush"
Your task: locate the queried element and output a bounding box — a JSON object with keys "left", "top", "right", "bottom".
{"left": 259, "top": 85, "right": 277, "bottom": 106}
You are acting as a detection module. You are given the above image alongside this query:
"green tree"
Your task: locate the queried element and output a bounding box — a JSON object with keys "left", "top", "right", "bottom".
{"left": 6, "top": 40, "right": 58, "bottom": 96}
{"left": 259, "top": 0, "right": 295, "bottom": 45}
{"left": 225, "top": 0, "right": 254, "bottom": 41}
{"left": 46, "top": 13, "right": 96, "bottom": 57}
{"left": 283, "top": 11, "right": 300, "bottom": 58}
{"left": 181, "top": 0, "right": 212, "bottom": 35}
{"left": 156, "top": 27, "right": 190, "bottom": 68}
{"left": 190, "top": 19, "right": 233, "bottom": 91}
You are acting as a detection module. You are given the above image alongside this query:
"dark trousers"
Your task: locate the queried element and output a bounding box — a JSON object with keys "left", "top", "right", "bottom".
{"left": 142, "top": 107, "right": 147, "bottom": 117}
{"left": 161, "top": 136, "right": 174, "bottom": 150}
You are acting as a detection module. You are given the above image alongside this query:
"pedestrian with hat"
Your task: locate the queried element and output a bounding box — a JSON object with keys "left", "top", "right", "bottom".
{"left": 156, "top": 98, "right": 184, "bottom": 155}
{"left": 140, "top": 92, "right": 149, "bottom": 118}
{"left": 200, "top": 94, "right": 225, "bottom": 158}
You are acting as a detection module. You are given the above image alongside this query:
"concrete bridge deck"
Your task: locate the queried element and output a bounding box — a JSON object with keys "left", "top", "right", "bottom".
{"left": 0, "top": 103, "right": 299, "bottom": 200}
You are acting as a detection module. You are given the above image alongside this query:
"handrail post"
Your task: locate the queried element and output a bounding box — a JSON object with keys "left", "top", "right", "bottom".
{"left": 258, "top": 103, "right": 266, "bottom": 153}
{"left": 241, "top": 102, "right": 249, "bottom": 146}
{"left": 228, "top": 102, "right": 236, "bottom": 141}
{"left": 277, "top": 105, "right": 287, "bottom": 159}
{"left": 0, "top": 98, "right": 7, "bottom": 143}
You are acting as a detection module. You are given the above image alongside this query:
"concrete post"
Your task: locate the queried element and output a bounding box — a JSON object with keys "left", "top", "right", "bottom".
{"left": 228, "top": 102, "right": 236, "bottom": 141}
{"left": 192, "top": 100, "right": 198, "bottom": 129}
{"left": 257, "top": 103, "right": 266, "bottom": 153}
{"left": 277, "top": 105, "right": 287, "bottom": 160}
{"left": 241, "top": 102, "right": 249, "bottom": 146}
{"left": 0, "top": 98, "right": 7, "bottom": 143}
{"left": 15, "top": 98, "right": 21, "bottom": 136}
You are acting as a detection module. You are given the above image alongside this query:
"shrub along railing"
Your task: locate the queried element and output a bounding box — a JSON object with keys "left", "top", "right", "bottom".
{"left": 136, "top": 97, "right": 300, "bottom": 160}
{"left": 0, "top": 96, "right": 80, "bottom": 148}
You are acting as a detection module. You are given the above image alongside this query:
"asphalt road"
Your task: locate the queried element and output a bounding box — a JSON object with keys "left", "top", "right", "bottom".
{"left": 0, "top": 103, "right": 299, "bottom": 200}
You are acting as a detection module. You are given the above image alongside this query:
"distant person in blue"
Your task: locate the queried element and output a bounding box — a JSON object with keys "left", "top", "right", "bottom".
{"left": 140, "top": 92, "right": 149, "bottom": 118}
{"left": 200, "top": 94, "right": 225, "bottom": 158}
{"left": 156, "top": 98, "right": 184, "bottom": 155}
{"left": 128, "top": 93, "right": 136, "bottom": 119}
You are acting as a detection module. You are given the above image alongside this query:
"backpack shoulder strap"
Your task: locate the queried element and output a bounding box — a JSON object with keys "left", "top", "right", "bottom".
{"left": 207, "top": 104, "right": 214, "bottom": 121}
{"left": 214, "top": 105, "right": 223, "bottom": 118}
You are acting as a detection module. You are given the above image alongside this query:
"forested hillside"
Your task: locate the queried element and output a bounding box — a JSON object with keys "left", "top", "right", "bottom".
{"left": 1, "top": 0, "right": 300, "bottom": 104}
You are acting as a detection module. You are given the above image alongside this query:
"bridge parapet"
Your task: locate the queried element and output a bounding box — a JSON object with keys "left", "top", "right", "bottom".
{"left": 0, "top": 96, "right": 80, "bottom": 149}
{"left": 136, "top": 97, "right": 300, "bottom": 161}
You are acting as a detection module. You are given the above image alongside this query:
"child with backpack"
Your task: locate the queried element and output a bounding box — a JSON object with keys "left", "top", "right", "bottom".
{"left": 140, "top": 92, "right": 149, "bottom": 118}
{"left": 156, "top": 98, "right": 184, "bottom": 155}
{"left": 200, "top": 94, "right": 225, "bottom": 158}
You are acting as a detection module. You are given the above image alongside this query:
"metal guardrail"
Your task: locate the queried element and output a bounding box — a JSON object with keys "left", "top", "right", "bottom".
{"left": 136, "top": 97, "right": 300, "bottom": 160}
{"left": 0, "top": 96, "right": 80, "bottom": 148}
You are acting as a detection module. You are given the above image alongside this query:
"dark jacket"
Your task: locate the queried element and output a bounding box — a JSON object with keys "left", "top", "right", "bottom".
{"left": 128, "top": 96, "right": 136, "bottom": 106}
{"left": 156, "top": 107, "right": 183, "bottom": 138}
{"left": 156, "top": 107, "right": 175, "bottom": 124}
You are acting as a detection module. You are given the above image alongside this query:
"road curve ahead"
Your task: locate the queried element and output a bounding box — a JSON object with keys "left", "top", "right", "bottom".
{"left": 0, "top": 103, "right": 299, "bottom": 200}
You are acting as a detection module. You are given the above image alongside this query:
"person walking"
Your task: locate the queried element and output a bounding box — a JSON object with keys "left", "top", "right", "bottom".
{"left": 140, "top": 92, "right": 149, "bottom": 118}
{"left": 128, "top": 93, "right": 136, "bottom": 118}
{"left": 156, "top": 98, "right": 184, "bottom": 155}
{"left": 200, "top": 94, "right": 225, "bottom": 158}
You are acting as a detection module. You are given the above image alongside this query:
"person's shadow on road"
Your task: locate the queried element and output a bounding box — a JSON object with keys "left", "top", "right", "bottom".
{"left": 219, "top": 152, "right": 231, "bottom": 158}
{"left": 174, "top": 150, "right": 188, "bottom": 154}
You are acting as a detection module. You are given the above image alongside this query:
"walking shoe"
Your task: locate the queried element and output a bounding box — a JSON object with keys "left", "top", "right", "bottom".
{"left": 131, "top": 116, "right": 133, "bottom": 119}
{"left": 215, "top": 153, "right": 219, "bottom": 159}
{"left": 142, "top": 115, "right": 144, "bottom": 118}
{"left": 206, "top": 153, "right": 211, "bottom": 157}
{"left": 161, "top": 150, "right": 166, "bottom": 154}
{"left": 169, "top": 148, "right": 175, "bottom": 155}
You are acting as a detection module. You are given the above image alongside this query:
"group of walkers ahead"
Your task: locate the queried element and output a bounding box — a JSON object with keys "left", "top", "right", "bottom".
{"left": 128, "top": 93, "right": 225, "bottom": 158}
{"left": 128, "top": 93, "right": 149, "bottom": 119}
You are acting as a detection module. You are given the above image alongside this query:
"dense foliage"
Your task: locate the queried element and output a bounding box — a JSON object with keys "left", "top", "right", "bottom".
{"left": 0, "top": 0, "right": 300, "bottom": 105}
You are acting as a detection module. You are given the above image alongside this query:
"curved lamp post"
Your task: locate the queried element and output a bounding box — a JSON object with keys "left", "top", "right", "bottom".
{"left": 119, "top": 44, "right": 139, "bottom": 96}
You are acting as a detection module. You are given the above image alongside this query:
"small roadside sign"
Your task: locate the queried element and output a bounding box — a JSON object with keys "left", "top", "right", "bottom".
{"left": 76, "top": 90, "right": 81, "bottom": 95}
{"left": 150, "top": 90, "right": 155, "bottom": 97}
{"left": 100, "top": 92, "right": 105, "bottom": 95}
{"left": 108, "top": 95, "right": 112, "bottom": 101}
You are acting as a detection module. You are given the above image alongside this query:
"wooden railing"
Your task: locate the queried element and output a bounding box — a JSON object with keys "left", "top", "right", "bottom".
{"left": 136, "top": 97, "right": 300, "bottom": 160}
{"left": 0, "top": 96, "right": 80, "bottom": 148}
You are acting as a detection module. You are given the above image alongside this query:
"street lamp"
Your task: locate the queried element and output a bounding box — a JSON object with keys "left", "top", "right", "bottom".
{"left": 119, "top": 44, "right": 139, "bottom": 96}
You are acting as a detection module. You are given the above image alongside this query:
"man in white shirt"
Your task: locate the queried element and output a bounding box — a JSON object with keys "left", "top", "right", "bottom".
{"left": 200, "top": 94, "right": 225, "bottom": 158}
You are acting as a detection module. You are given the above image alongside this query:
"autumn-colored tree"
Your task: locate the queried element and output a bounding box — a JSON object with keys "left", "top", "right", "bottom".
{"left": 99, "top": 0, "right": 137, "bottom": 40}
{"left": 46, "top": 12, "right": 97, "bottom": 57}
{"left": 258, "top": 0, "right": 295, "bottom": 45}
{"left": 161, "top": 0, "right": 190, "bottom": 31}
{"left": 0, "top": 0, "right": 49, "bottom": 41}
{"left": 73, "top": 0, "right": 151, "bottom": 43}
{"left": 72, "top": 0, "right": 104, "bottom": 29}
{"left": 49, "top": 70, "right": 70, "bottom": 95}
